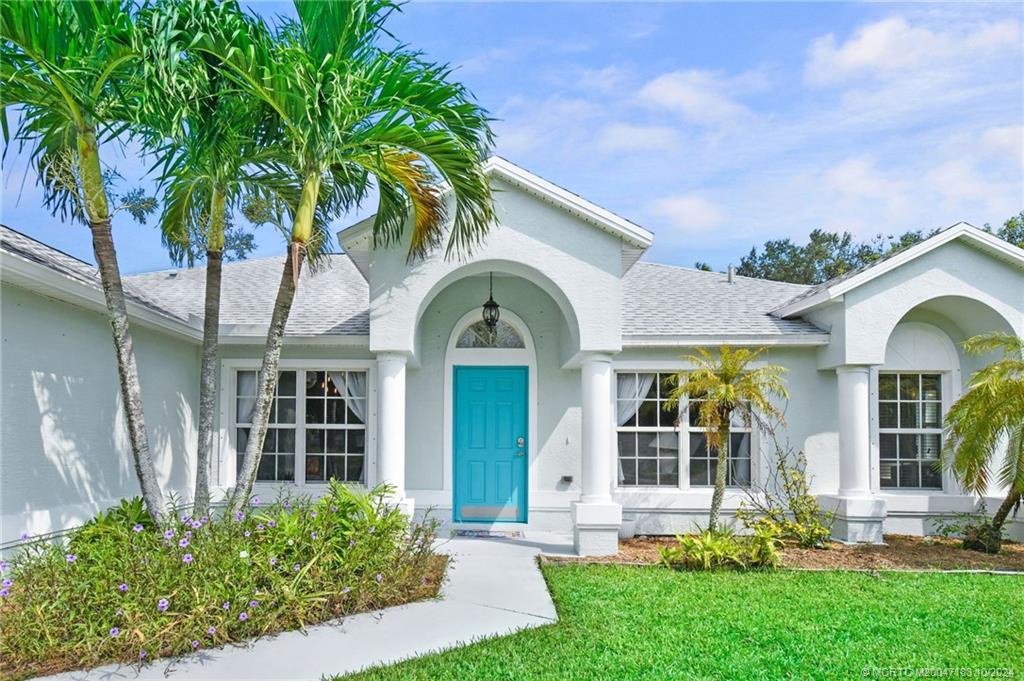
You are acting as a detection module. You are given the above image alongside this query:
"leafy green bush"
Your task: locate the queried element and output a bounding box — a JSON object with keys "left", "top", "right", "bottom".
{"left": 0, "top": 482, "right": 443, "bottom": 679}
{"left": 932, "top": 506, "right": 1006, "bottom": 554}
{"left": 658, "top": 524, "right": 781, "bottom": 571}
{"left": 736, "top": 440, "right": 834, "bottom": 548}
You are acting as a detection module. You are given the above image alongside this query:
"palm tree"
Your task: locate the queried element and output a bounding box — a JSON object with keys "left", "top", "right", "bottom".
{"left": 140, "top": 0, "right": 287, "bottom": 515}
{"left": 665, "top": 347, "right": 789, "bottom": 528}
{"left": 943, "top": 332, "right": 1024, "bottom": 552}
{"left": 188, "top": 0, "right": 495, "bottom": 506}
{"left": 1, "top": 1, "right": 166, "bottom": 517}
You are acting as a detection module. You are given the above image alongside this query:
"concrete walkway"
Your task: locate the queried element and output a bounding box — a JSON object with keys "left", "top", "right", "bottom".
{"left": 44, "top": 533, "right": 570, "bottom": 681}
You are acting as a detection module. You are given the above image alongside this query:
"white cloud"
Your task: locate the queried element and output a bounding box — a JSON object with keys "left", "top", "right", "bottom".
{"left": 577, "top": 65, "right": 630, "bottom": 93}
{"left": 638, "top": 70, "right": 755, "bottom": 127}
{"left": 597, "top": 124, "right": 680, "bottom": 153}
{"left": 651, "top": 194, "right": 723, "bottom": 234}
{"left": 806, "top": 16, "right": 1021, "bottom": 86}
{"left": 979, "top": 125, "right": 1024, "bottom": 159}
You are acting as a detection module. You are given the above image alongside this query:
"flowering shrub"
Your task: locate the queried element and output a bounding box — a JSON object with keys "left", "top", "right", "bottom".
{"left": 0, "top": 483, "right": 443, "bottom": 678}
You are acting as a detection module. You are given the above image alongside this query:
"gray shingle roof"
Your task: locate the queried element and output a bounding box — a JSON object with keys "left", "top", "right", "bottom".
{"left": 621, "top": 262, "right": 822, "bottom": 337}
{"left": 126, "top": 254, "right": 369, "bottom": 336}
{"left": 0, "top": 224, "right": 189, "bottom": 322}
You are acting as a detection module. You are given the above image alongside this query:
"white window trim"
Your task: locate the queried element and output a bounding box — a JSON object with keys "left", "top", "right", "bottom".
{"left": 217, "top": 359, "right": 378, "bottom": 493}
{"left": 609, "top": 362, "right": 763, "bottom": 493}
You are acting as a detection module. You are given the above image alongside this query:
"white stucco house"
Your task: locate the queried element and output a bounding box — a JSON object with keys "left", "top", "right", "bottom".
{"left": 2, "top": 157, "right": 1022, "bottom": 555}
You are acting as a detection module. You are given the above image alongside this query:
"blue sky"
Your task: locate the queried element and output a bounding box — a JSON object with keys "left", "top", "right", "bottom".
{"left": 2, "top": 1, "right": 1021, "bottom": 273}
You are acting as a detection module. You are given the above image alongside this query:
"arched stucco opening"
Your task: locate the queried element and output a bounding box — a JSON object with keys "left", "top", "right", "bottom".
{"left": 411, "top": 260, "right": 582, "bottom": 365}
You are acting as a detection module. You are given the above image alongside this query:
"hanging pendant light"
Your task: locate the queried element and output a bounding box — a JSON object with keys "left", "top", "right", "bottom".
{"left": 482, "top": 272, "right": 500, "bottom": 330}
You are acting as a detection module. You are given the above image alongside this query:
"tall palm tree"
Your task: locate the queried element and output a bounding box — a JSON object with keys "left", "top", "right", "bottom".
{"left": 188, "top": 0, "right": 495, "bottom": 506}
{"left": 1, "top": 1, "right": 166, "bottom": 517}
{"left": 665, "top": 347, "right": 789, "bottom": 528}
{"left": 140, "top": 0, "right": 288, "bottom": 515}
{"left": 944, "top": 332, "right": 1024, "bottom": 552}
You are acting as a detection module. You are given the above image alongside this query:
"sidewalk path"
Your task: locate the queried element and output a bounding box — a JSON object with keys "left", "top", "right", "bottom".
{"left": 42, "top": 534, "right": 568, "bottom": 681}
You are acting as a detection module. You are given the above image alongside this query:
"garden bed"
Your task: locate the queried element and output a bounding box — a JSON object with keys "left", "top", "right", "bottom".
{"left": 547, "top": 534, "right": 1024, "bottom": 571}
{"left": 0, "top": 484, "right": 446, "bottom": 681}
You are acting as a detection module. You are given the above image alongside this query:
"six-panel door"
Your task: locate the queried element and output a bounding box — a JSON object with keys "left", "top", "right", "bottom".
{"left": 453, "top": 366, "right": 528, "bottom": 523}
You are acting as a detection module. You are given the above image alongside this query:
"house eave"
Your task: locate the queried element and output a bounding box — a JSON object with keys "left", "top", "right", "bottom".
{"left": 622, "top": 333, "right": 831, "bottom": 348}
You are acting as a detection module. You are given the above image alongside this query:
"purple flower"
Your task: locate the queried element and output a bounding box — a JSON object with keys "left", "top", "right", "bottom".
{"left": 331, "top": 506, "right": 338, "bottom": 513}
{"left": 182, "top": 553, "right": 193, "bottom": 564}
{"left": 256, "top": 524, "right": 265, "bottom": 531}
{"left": 342, "top": 586, "right": 350, "bottom": 594}
{"left": 238, "top": 612, "right": 248, "bottom": 622}
{"left": 2, "top": 579, "right": 12, "bottom": 588}
{"left": 110, "top": 627, "right": 120, "bottom": 637}
{"left": 267, "top": 520, "right": 276, "bottom": 528}
{"left": 20, "top": 532, "right": 29, "bottom": 541}
{"left": 179, "top": 538, "right": 190, "bottom": 548}
{"left": 118, "top": 583, "right": 129, "bottom": 593}
{"left": 310, "top": 532, "right": 318, "bottom": 540}
{"left": 185, "top": 530, "right": 193, "bottom": 538}
{"left": 191, "top": 640, "right": 200, "bottom": 649}
{"left": 0, "top": 588, "right": 9, "bottom": 598}
{"left": 200, "top": 516, "right": 208, "bottom": 524}
{"left": 164, "top": 529, "right": 175, "bottom": 540}
{"left": 283, "top": 500, "right": 291, "bottom": 509}
{"left": 234, "top": 511, "right": 244, "bottom": 522}
{"left": 222, "top": 601, "right": 230, "bottom": 610}
{"left": 181, "top": 513, "right": 190, "bottom": 523}
{"left": 310, "top": 511, "right": 317, "bottom": 518}
{"left": 132, "top": 524, "right": 144, "bottom": 533}
{"left": 65, "top": 554, "right": 77, "bottom": 563}
{"left": 157, "top": 598, "right": 169, "bottom": 612}
{"left": 207, "top": 626, "right": 216, "bottom": 636}
{"left": 250, "top": 496, "right": 260, "bottom": 507}
{"left": 191, "top": 520, "right": 202, "bottom": 529}
{"left": 348, "top": 539, "right": 356, "bottom": 548}
{"left": 0, "top": 560, "right": 7, "bottom": 571}
{"left": 293, "top": 563, "right": 301, "bottom": 572}
{"left": 375, "top": 573, "right": 383, "bottom": 583}
{"left": 249, "top": 599, "right": 258, "bottom": 608}
{"left": 139, "top": 649, "right": 147, "bottom": 660}
{"left": 244, "top": 531, "right": 251, "bottom": 538}
{"left": 269, "top": 557, "right": 277, "bottom": 566}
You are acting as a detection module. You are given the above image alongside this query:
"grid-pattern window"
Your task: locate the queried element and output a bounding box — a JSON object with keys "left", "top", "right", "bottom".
{"left": 235, "top": 371, "right": 297, "bottom": 482}
{"left": 615, "top": 372, "right": 753, "bottom": 488}
{"left": 304, "top": 371, "right": 367, "bottom": 483}
{"left": 878, "top": 373, "right": 942, "bottom": 489}
{"left": 234, "top": 368, "right": 367, "bottom": 485}
{"left": 687, "top": 399, "right": 752, "bottom": 487}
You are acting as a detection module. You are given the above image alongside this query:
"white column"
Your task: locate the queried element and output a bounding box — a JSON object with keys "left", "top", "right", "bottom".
{"left": 573, "top": 353, "right": 621, "bottom": 556}
{"left": 581, "top": 354, "right": 614, "bottom": 503}
{"left": 377, "top": 352, "right": 409, "bottom": 509}
{"left": 836, "top": 365, "right": 872, "bottom": 496}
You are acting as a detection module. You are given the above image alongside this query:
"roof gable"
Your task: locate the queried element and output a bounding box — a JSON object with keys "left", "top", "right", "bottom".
{"left": 773, "top": 222, "right": 1024, "bottom": 318}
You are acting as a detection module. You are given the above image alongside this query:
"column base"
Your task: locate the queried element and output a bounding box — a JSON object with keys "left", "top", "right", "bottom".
{"left": 571, "top": 501, "right": 621, "bottom": 557}
{"left": 820, "top": 494, "right": 886, "bottom": 544}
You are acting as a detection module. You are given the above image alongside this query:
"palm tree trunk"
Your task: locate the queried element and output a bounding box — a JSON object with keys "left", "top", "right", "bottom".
{"left": 232, "top": 246, "right": 303, "bottom": 507}
{"left": 991, "top": 488, "right": 1022, "bottom": 535}
{"left": 193, "top": 248, "right": 222, "bottom": 516}
{"left": 78, "top": 126, "right": 165, "bottom": 520}
{"left": 708, "top": 418, "right": 731, "bottom": 528}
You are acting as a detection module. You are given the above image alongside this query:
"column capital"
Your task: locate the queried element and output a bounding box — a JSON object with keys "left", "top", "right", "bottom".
{"left": 835, "top": 364, "right": 871, "bottom": 376}
{"left": 376, "top": 351, "right": 410, "bottom": 364}
{"left": 579, "top": 351, "right": 616, "bottom": 366}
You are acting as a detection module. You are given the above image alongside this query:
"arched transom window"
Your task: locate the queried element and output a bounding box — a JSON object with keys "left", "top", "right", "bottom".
{"left": 456, "top": 319, "right": 525, "bottom": 349}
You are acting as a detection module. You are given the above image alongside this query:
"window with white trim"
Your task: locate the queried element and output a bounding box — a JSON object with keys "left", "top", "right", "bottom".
{"left": 234, "top": 369, "right": 367, "bottom": 484}
{"left": 615, "top": 372, "right": 752, "bottom": 488}
{"left": 878, "top": 373, "right": 942, "bottom": 489}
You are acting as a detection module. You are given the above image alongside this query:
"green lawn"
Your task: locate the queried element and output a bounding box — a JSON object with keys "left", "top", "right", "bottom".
{"left": 347, "top": 564, "right": 1024, "bottom": 680}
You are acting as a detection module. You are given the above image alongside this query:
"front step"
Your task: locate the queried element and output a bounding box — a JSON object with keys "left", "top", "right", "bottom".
{"left": 450, "top": 525, "right": 526, "bottom": 539}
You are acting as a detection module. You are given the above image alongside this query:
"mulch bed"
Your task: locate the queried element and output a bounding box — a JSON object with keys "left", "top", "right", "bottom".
{"left": 546, "top": 535, "right": 1024, "bottom": 572}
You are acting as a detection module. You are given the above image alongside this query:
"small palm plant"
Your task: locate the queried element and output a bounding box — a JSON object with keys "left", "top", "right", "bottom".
{"left": 943, "top": 332, "right": 1024, "bottom": 553}
{"left": 665, "top": 347, "right": 789, "bottom": 528}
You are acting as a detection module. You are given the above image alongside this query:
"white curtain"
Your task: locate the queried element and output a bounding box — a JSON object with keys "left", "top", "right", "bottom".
{"left": 237, "top": 371, "right": 257, "bottom": 423}
{"left": 330, "top": 370, "right": 367, "bottom": 424}
{"left": 616, "top": 373, "right": 655, "bottom": 483}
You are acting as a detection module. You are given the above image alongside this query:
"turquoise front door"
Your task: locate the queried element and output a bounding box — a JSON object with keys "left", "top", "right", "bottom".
{"left": 453, "top": 366, "right": 528, "bottom": 523}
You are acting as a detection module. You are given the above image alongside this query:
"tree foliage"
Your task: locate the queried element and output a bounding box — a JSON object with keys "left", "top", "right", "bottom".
{"left": 736, "top": 212, "right": 1024, "bottom": 285}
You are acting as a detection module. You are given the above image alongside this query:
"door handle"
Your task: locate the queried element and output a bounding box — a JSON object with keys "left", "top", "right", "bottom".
{"left": 515, "top": 450, "right": 525, "bottom": 457}
{"left": 516, "top": 436, "right": 525, "bottom": 447}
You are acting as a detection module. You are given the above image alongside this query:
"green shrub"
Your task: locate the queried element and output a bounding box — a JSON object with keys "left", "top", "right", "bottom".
{"left": 736, "top": 440, "right": 834, "bottom": 548}
{"left": 933, "top": 506, "right": 1006, "bottom": 554}
{"left": 658, "top": 524, "right": 780, "bottom": 571}
{"left": 0, "top": 482, "right": 444, "bottom": 679}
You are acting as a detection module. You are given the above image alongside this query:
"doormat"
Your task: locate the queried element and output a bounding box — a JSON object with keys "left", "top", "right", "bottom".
{"left": 452, "top": 529, "right": 524, "bottom": 539}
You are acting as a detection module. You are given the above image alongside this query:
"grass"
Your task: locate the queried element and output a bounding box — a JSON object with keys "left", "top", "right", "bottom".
{"left": 348, "top": 563, "right": 1024, "bottom": 680}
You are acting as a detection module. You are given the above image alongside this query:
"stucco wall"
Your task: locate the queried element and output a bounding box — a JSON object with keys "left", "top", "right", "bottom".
{"left": 1, "top": 283, "right": 200, "bottom": 543}
{"left": 406, "top": 275, "right": 581, "bottom": 516}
